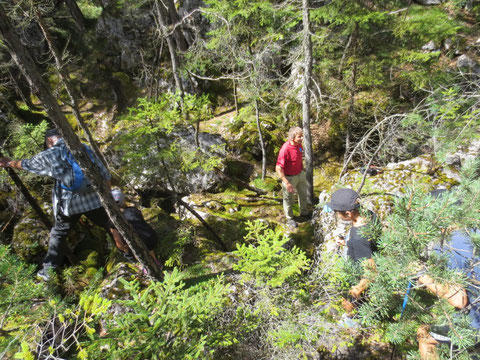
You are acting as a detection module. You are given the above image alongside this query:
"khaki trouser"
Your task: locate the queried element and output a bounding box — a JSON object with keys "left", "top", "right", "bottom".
{"left": 282, "top": 171, "right": 308, "bottom": 220}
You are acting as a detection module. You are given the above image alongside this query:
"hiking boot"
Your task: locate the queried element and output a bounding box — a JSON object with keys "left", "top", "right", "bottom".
{"left": 286, "top": 219, "right": 298, "bottom": 229}
{"left": 36, "top": 268, "right": 51, "bottom": 281}
{"left": 297, "top": 212, "right": 313, "bottom": 222}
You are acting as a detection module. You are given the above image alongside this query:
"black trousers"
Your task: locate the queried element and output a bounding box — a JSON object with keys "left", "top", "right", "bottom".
{"left": 43, "top": 207, "right": 112, "bottom": 269}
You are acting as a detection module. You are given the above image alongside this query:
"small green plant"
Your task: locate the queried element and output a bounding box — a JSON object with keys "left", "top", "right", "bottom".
{"left": 11, "top": 120, "right": 48, "bottom": 159}
{"left": 84, "top": 268, "right": 234, "bottom": 359}
{"left": 77, "top": 0, "right": 102, "bottom": 19}
{"left": 233, "top": 220, "right": 310, "bottom": 287}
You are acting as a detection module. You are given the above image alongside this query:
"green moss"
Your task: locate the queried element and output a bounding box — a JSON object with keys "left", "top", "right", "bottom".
{"left": 252, "top": 176, "right": 280, "bottom": 192}
{"left": 11, "top": 216, "right": 49, "bottom": 263}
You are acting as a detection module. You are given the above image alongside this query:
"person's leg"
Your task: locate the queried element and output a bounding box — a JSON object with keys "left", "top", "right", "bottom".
{"left": 84, "top": 207, "right": 129, "bottom": 253}
{"left": 417, "top": 325, "right": 439, "bottom": 360}
{"left": 296, "top": 171, "right": 309, "bottom": 216}
{"left": 42, "top": 212, "right": 80, "bottom": 271}
{"left": 282, "top": 176, "right": 295, "bottom": 220}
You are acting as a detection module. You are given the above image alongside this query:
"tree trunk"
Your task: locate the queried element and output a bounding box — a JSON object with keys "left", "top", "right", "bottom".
{"left": 0, "top": 5, "right": 162, "bottom": 280}
{"left": 343, "top": 22, "right": 359, "bottom": 170}
{"left": 64, "top": 0, "right": 85, "bottom": 33}
{"left": 153, "top": 0, "right": 184, "bottom": 96}
{"left": 162, "top": 0, "right": 188, "bottom": 51}
{"left": 0, "top": 151, "right": 52, "bottom": 230}
{"left": 35, "top": 10, "right": 110, "bottom": 172}
{"left": 254, "top": 99, "right": 267, "bottom": 180}
{"left": 233, "top": 80, "right": 239, "bottom": 116}
{"left": 302, "top": 0, "right": 314, "bottom": 205}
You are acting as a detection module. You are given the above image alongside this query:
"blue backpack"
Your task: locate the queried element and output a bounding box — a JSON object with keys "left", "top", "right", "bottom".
{"left": 61, "top": 145, "right": 96, "bottom": 192}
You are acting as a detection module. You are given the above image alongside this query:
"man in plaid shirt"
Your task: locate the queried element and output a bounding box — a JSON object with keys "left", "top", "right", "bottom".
{"left": 0, "top": 129, "right": 128, "bottom": 280}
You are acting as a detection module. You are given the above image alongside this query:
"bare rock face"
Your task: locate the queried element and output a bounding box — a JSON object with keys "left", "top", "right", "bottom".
{"left": 457, "top": 54, "right": 480, "bottom": 73}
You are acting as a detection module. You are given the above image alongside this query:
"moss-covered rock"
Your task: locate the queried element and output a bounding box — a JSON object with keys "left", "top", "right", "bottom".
{"left": 11, "top": 214, "right": 50, "bottom": 264}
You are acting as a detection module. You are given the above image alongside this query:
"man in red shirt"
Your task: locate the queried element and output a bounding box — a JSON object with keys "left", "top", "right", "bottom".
{"left": 276, "top": 126, "right": 309, "bottom": 228}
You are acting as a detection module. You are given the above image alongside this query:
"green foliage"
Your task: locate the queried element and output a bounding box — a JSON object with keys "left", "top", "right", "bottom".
{"left": 85, "top": 268, "right": 233, "bottom": 359}
{"left": 393, "top": 6, "right": 462, "bottom": 44}
{"left": 114, "top": 94, "right": 223, "bottom": 188}
{"left": 77, "top": 1, "right": 103, "bottom": 19}
{"left": 401, "top": 84, "right": 480, "bottom": 159}
{"left": 164, "top": 228, "right": 194, "bottom": 268}
{"left": 10, "top": 120, "right": 48, "bottom": 159}
{"left": 0, "top": 245, "right": 57, "bottom": 359}
{"left": 233, "top": 220, "right": 310, "bottom": 287}
{"left": 353, "top": 162, "right": 480, "bottom": 357}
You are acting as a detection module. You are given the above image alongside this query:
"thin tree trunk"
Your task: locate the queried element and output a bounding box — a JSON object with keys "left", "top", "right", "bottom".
{"left": 162, "top": 0, "right": 188, "bottom": 51}
{"left": 177, "top": 197, "right": 227, "bottom": 251}
{"left": 0, "top": 5, "right": 162, "bottom": 280}
{"left": 0, "top": 151, "right": 52, "bottom": 230}
{"left": 233, "top": 80, "right": 239, "bottom": 116}
{"left": 254, "top": 99, "right": 267, "bottom": 180}
{"left": 64, "top": 0, "right": 85, "bottom": 33}
{"left": 158, "top": 157, "right": 227, "bottom": 251}
{"left": 145, "top": 115, "right": 225, "bottom": 249}
{"left": 35, "top": 11, "right": 110, "bottom": 171}
{"left": 154, "top": 0, "right": 184, "bottom": 96}
{"left": 344, "top": 22, "right": 359, "bottom": 170}
{"left": 212, "top": 167, "right": 267, "bottom": 195}
{"left": 302, "top": 0, "right": 314, "bottom": 204}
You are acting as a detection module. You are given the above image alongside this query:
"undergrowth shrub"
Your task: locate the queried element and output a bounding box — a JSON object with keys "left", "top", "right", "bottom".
{"left": 85, "top": 268, "right": 234, "bottom": 359}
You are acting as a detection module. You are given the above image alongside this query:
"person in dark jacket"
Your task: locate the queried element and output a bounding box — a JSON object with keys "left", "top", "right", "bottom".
{"left": 111, "top": 189, "right": 161, "bottom": 266}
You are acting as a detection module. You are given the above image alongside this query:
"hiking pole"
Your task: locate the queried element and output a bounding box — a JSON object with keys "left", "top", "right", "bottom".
{"left": 390, "top": 281, "right": 413, "bottom": 360}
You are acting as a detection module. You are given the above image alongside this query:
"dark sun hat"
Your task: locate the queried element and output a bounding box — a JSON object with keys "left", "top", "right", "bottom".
{"left": 327, "top": 188, "right": 359, "bottom": 211}
{"left": 44, "top": 128, "right": 61, "bottom": 149}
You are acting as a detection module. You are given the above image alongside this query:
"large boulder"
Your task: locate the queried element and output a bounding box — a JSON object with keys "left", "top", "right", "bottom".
{"left": 457, "top": 54, "right": 480, "bottom": 73}
{"left": 124, "top": 130, "right": 228, "bottom": 195}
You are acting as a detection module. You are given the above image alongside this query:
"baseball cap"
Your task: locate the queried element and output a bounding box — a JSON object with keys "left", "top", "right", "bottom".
{"left": 44, "top": 128, "right": 61, "bottom": 149}
{"left": 111, "top": 189, "right": 125, "bottom": 206}
{"left": 45, "top": 128, "right": 60, "bottom": 138}
{"left": 327, "top": 188, "right": 359, "bottom": 212}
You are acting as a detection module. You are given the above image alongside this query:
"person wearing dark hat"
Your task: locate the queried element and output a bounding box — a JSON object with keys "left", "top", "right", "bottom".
{"left": 276, "top": 126, "right": 310, "bottom": 229}
{"left": 111, "top": 189, "right": 161, "bottom": 267}
{"left": 0, "top": 128, "right": 128, "bottom": 281}
{"left": 327, "top": 188, "right": 380, "bottom": 305}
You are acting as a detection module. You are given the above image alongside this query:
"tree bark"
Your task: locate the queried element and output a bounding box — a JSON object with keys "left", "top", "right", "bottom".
{"left": 343, "top": 22, "right": 359, "bottom": 170}
{"left": 302, "top": 0, "right": 314, "bottom": 204}
{"left": 212, "top": 167, "right": 267, "bottom": 196}
{"left": 0, "top": 5, "right": 162, "bottom": 280}
{"left": 162, "top": 0, "right": 188, "bottom": 51}
{"left": 35, "top": 10, "right": 110, "bottom": 172}
{"left": 254, "top": 99, "right": 267, "bottom": 180}
{"left": 153, "top": 0, "right": 184, "bottom": 96}
{"left": 64, "top": 0, "right": 85, "bottom": 33}
{"left": 0, "top": 150, "right": 52, "bottom": 230}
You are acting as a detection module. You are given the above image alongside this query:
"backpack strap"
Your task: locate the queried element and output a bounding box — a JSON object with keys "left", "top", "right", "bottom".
{"left": 60, "top": 144, "right": 95, "bottom": 192}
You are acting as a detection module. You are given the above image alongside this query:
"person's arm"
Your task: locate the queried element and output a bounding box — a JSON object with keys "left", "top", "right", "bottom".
{"left": 0, "top": 157, "right": 23, "bottom": 170}
{"left": 276, "top": 164, "right": 295, "bottom": 193}
{"left": 350, "top": 258, "right": 376, "bottom": 298}
{"left": 418, "top": 274, "right": 468, "bottom": 309}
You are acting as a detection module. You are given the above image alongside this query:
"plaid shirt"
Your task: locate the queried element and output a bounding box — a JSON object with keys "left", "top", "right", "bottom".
{"left": 21, "top": 139, "right": 110, "bottom": 216}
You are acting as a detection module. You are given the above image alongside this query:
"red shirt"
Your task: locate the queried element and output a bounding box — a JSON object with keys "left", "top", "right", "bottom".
{"left": 276, "top": 141, "right": 303, "bottom": 176}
